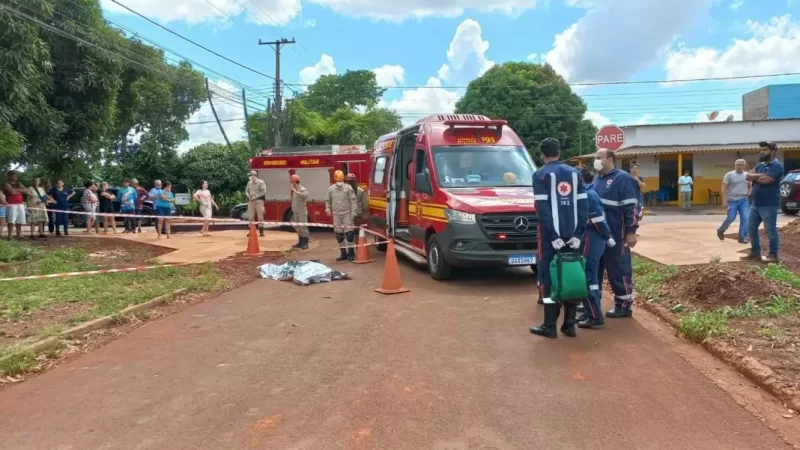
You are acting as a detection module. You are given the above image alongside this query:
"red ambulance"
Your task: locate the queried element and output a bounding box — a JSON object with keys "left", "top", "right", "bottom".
{"left": 249, "top": 145, "right": 371, "bottom": 225}
{"left": 365, "top": 114, "right": 539, "bottom": 280}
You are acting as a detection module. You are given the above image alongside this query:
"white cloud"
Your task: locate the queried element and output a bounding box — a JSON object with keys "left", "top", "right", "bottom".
{"left": 694, "top": 109, "right": 742, "bottom": 122}
{"left": 664, "top": 15, "right": 800, "bottom": 81}
{"left": 306, "top": 0, "right": 536, "bottom": 22}
{"left": 730, "top": 0, "right": 744, "bottom": 10}
{"left": 584, "top": 111, "right": 610, "bottom": 127}
{"left": 299, "top": 54, "right": 336, "bottom": 85}
{"left": 386, "top": 78, "right": 461, "bottom": 125}
{"left": 180, "top": 80, "right": 247, "bottom": 152}
{"left": 383, "top": 18, "right": 494, "bottom": 123}
{"left": 526, "top": 53, "right": 538, "bottom": 62}
{"left": 372, "top": 65, "right": 405, "bottom": 87}
{"left": 304, "top": 19, "right": 317, "bottom": 27}
{"left": 544, "top": 0, "right": 712, "bottom": 83}
{"left": 436, "top": 19, "right": 495, "bottom": 83}
{"left": 101, "top": 0, "right": 301, "bottom": 26}
{"left": 564, "top": 0, "right": 596, "bottom": 7}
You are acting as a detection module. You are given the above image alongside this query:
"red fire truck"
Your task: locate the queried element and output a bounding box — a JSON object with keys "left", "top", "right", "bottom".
{"left": 365, "top": 114, "right": 539, "bottom": 280}
{"left": 249, "top": 145, "right": 372, "bottom": 225}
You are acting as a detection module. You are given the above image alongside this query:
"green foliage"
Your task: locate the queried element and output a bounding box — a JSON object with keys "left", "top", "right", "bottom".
{"left": 678, "top": 310, "right": 731, "bottom": 343}
{"left": 761, "top": 263, "right": 800, "bottom": 288}
{"left": 297, "top": 70, "right": 386, "bottom": 117}
{"left": 1, "top": 0, "right": 205, "bottom": 182}
{"left": 455, "top": 62, "right": 592, "bottom": 160}
{"left": 180, "top": 141, "right": 251, "bottom": 196}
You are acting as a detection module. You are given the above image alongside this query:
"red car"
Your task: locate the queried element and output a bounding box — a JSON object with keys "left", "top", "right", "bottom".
{"left": 780, "top": 169, "right": 800, "bottom": 215}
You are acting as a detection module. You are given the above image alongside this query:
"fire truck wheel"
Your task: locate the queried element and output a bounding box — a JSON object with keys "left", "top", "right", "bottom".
{"left": 426, "top": 234, "right": 452, "bottom": 281}
{"left": 374, "top": 235, "right": 387, "bottom": 252}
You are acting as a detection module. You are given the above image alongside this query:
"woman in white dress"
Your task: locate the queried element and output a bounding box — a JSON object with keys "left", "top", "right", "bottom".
{"left": 193, "top": 181, "right": 218, "bottom": 237}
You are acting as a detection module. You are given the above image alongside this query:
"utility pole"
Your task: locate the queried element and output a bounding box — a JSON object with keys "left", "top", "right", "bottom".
{"left": 258, "top": 37, "right": 295, "bottom": 147}
{"left": 205, "top": 78, "right": 231, "bottom": 150}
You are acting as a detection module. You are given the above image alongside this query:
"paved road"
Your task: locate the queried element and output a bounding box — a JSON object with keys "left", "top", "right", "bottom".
{"left": 0, "top": 240, "right": 788, "bottom": 449}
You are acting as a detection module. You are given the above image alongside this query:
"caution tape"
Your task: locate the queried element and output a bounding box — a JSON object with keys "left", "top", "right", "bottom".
{"left": 29, "top": 207, "right": 388, "bottom": 237}
{"left": 0, "top": 263, "right": 193, "bottom": 282}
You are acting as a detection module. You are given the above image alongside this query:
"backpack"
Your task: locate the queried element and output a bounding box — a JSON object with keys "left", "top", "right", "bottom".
{"left": 549, "top": 251, "right": 588, "bottom": 304}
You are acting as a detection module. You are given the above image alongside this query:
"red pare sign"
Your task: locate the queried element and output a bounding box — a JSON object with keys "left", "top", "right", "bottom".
{"left": 595, "top": 125, "right": 625, "bottom": 151}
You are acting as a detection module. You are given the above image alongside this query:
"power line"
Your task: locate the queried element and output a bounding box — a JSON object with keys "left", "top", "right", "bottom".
{"left": 109, "top": 0, "right": 277, "bottom": 82}
{"left": 283, "top": 71, "right": 800, "bottom": 90}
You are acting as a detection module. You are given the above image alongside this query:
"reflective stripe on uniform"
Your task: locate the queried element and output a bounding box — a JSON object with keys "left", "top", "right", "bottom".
{"left": 571, "top": 171, "right": 578, "bottom": 236}
{"left": 589, "top": 284, "right": 600, "bottom": 290}
{"left": 534, "top": 194, "right": 548, "bottom": 201}
{"left": 549, "top": 172, "right": 560, "bottom": 235}
{"left": 590, "top": 214, "right": 606, "bottom": 223}
{"left": 542, "top": 297, "right": 556, "bottom": 304}
{"left": 601, "top": 198, "right": 639, "bottom": 206}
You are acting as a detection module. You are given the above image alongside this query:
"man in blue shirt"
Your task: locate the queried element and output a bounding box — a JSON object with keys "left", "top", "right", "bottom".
{"left": 48, "top": 180, "right": 74, "bottom": 236}
{"left": 743, "top": 141, "right": 784, "bottom": 262}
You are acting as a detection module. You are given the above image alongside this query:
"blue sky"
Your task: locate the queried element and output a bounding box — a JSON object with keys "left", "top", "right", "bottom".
{"left": 99, "top": 0, "right": 800, "bottom": 150}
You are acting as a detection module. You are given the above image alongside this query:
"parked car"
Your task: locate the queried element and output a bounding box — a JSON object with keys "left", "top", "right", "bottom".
{"left": 67, "top": 187, "right": 156, "bottom": 228}
{"left": 230, "top": 203, "right": 248, "bottom": 221}
{"left": 780, "top": 169, "right": 800, "bottom": 216}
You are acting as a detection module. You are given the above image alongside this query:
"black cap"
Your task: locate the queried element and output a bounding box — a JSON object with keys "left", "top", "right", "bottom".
{"left": 758, "top": 141, "right": 778, "bottom": 151}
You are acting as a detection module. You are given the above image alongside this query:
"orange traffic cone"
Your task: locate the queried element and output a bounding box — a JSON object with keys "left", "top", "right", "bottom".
{"left": 374, "top": 240, "right": 409, "bottom": 295}
{"left": 351, "top": 228, "right": 374, "bottom": 264}
{"left": 397, "top": 190, "right": 409, "bottom": 226}
{"left": 246, "top": 223, "right": 261, "bottom": 255}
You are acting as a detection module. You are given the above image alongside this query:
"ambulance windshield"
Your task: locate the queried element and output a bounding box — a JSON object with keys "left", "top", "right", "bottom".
{"left": 432, "top": 145, "right": 535, "bottom": 188}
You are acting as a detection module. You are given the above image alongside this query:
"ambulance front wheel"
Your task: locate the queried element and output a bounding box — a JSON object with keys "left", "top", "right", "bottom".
{"left": 426, "top": 234, "right": 452, "bottom": 280}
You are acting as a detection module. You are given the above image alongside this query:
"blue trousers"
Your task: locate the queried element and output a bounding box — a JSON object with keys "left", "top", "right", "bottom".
{"left": 579, "top": 232, "right": 606, "bottom": 321}
{"left": 598, "top": 242, "right": 633, "bottom": 311}
{"left": 718, "top": 198, "right": 749, "bottom": 241}
{"left": 537, "top": 244, "right": 555, "bottom": 302}
{"left": 55, "top": 210, "right": 69, "bottom": 232}
{"left": 748, "top": 205, "right": 779, "bottom": 256}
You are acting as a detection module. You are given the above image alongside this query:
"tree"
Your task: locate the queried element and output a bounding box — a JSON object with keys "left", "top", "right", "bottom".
{"left": 455, "top": 62, "right": 590, "bottom": 160}
{"left": 297, "top": 70, "right": 386, "bottom": 117}
{"left": 179, "top": 141, "right": 251, "bottom": 196}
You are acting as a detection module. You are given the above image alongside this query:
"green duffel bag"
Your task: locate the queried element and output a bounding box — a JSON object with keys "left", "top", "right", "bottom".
{"left": 549, "top": 251, "right": 588, "bottom": 304}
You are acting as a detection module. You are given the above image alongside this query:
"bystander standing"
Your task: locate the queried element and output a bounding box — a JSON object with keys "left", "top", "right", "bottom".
{"left": 716, "top": 159, "right": 751, "bottom": 244}
{"left": 3, "top": 171, "right": 27, "bottom": 239}
{"left": 132, "top": 179, "right": 147, "bottom": 233}
{"left": 678, "top": 170, "right": 693, "bottom": 211}
{"left": 82, "top": 181, "right": 99, "bottom": 233}
{"left": 27, "top": 178, "right": 48, "bottom": 238}
{"left": 155, "top": 181, "right": 175, "bottom": 239}
{"left": 743, "top": 142, "right": 785, "bottom": 262}
{"left": 193, "top": 181, "right": 218, "bottom": 237}
{"left": 48, "top": 180, "right": 73, "bottom": 236}
{"left": 119, "top": 179, "right": 137, "bottom": 233}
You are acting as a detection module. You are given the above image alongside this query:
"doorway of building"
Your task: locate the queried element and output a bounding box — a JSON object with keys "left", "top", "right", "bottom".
{"left": 658, "top": 157, "right": 693, "bottom": 202}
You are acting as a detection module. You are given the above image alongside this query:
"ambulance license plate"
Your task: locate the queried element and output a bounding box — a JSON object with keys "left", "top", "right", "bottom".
{"left": 508, "top": 254, "right": 536, "bottom": 265}
{"left": 787, "top": 202, "right": 798, "bottom": 208}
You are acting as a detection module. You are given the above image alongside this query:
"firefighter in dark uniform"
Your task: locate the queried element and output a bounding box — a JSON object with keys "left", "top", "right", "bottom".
{"left": 577, "top": 167, "right": 616, "bottom": 329}
{"left": 593, "top": 148, "right": 639, "bottom": 318}
{"left": 530, "top": 138, "right": 589, "bottom": 338}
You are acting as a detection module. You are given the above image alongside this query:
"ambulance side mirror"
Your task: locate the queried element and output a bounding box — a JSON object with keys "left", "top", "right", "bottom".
{"left": 415, "top": 172, "right": 432, "bottom": 194}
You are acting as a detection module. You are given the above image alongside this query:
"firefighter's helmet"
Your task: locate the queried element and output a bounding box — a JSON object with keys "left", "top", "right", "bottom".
{"left": 345, "top": 173, "right": 356, "bottom": 181}
{"left": 333, "top": 170, "right": 345, "bottom": 182}
{"left": 290, "top": 174, "right": 300, "bottom": 183}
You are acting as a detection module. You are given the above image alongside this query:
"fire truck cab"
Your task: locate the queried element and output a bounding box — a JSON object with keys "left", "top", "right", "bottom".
{"left": 249, "top": 145, "right": 371, "bottom": 225}
{"left": 366, "top": 114, "right": 539, "bottom": 280}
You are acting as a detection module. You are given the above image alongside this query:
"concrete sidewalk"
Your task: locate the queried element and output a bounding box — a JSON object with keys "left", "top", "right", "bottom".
{"left": 635, "top": 215, "right": 794, "bottom": 265}
{"left": 0, "top": 252, "right": 787, "bottom": 449}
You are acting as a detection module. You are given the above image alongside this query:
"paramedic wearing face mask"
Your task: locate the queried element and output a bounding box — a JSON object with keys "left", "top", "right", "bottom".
{"left": 530, "top": 138, "right": 589, "bottom": 339}
{"left": 326, "top": 170, "right": 358, "bottom": 261}
{"left": 592, "top": 149, "right": 639, "bottom": 319}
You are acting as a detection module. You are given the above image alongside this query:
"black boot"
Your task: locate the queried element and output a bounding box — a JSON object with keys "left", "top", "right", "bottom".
{"left": 347, "top": 247, "right": 355, "bottom": 261}
{"left": 259, "top": 226, "right": 265, "bottom": 237}
{"left": 299, "top": 236, "right": 309, "bottom": 250}
{"left": 292, "top": 237, "right": 302, "bottom": 249}
{"left": 336, "top": 248, "right": 348, "bottom": 261}
{"left": 560, "top": 303, "right": 577, "bottom": 337}
{"left": 606, "top": 304, "right": 633, "bottom": 319}
{"left": 530, "top": 304, "right": 560, "bottom": 338}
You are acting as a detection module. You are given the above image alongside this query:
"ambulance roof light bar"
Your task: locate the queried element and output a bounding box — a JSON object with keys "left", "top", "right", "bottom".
{"left": 442, "top": 119, "right": 507, "bottom": 137}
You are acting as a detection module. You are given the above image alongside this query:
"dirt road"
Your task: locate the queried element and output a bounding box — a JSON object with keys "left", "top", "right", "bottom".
{"left": 0, "top": 237, "right": 790, "bottom": 449}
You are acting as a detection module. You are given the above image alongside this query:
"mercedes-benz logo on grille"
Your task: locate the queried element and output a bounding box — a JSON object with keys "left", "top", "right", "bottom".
{"left": 513, "top": 216, "right": 529, "bottom": 232}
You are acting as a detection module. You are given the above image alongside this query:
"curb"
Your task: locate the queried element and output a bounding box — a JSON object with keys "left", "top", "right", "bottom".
{"left": 639, "top": 301, "right": 800, "bottom": 413}
{"left": 0, "top": 288, "right": 188, "bottom": 367}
